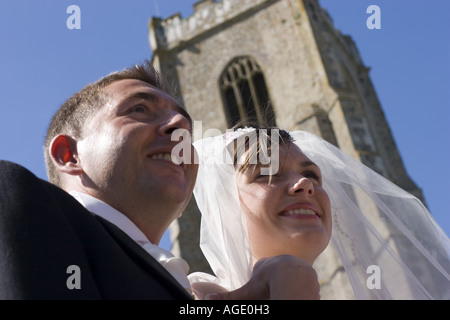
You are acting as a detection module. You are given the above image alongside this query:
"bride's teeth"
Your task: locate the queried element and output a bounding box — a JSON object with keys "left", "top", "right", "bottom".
{"left": 285, "top": 209, "right": 316, "bottom": 216}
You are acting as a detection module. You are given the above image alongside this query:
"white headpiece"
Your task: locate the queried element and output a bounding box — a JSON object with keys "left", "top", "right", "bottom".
{"left": 189, "top": 129, "right": 450, "bottom": 299}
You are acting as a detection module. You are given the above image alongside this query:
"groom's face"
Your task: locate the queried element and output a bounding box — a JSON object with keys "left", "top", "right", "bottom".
{"left": 76, "top": 79, "right": 198, "bottom": 220}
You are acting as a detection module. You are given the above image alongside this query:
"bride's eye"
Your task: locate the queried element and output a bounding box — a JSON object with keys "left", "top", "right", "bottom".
{"left": 254, "top": 168, "right": 280, "bottom": 181}
{"left": 303, "top": 170, "right": 320, "bottom": 182}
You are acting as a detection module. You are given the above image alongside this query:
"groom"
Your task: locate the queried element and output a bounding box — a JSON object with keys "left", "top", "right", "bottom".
{"left": 0, "top": 61, "right": 319, "bottom": 299}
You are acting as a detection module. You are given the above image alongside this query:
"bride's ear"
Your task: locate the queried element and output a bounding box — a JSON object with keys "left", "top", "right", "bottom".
{"left": 49, "top": 135, "right": 83, "bottom": 176}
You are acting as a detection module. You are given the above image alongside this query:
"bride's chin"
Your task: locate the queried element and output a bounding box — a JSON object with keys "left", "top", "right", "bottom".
{"left": 289, "top": 228, "right": 329, "bottom": 242}
{"left": 287, "top": 235, "right": 329, "bottom": 258}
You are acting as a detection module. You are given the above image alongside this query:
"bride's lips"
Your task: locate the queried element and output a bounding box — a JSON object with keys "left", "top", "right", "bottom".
{"left": 278, "top": 202, "right": 320, "bottom": 220}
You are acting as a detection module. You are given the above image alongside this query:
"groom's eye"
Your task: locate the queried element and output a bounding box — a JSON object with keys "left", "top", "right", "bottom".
{"left": 131, "top": 105, "right": 147, "bottom": 113}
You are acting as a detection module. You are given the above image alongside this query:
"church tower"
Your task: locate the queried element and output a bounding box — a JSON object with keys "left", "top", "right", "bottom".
{"left": 149, "top": 0, "right": 425, "bottom": 299}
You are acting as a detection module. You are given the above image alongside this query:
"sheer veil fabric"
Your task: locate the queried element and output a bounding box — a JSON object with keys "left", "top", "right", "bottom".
{"left": 188, "top": 129, "right": 450, "bottom": 299}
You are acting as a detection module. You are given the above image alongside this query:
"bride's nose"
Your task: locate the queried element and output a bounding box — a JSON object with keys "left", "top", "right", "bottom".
{"left": 288, "top": 175, "right": 314, "bottom": 196}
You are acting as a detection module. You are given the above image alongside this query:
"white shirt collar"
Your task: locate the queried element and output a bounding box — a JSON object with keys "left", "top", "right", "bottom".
{"left": 69, "top": 191, "right": 192, "bottom": 293}
{"left": 69, "top": 191, "right": 150, "bottom": 245}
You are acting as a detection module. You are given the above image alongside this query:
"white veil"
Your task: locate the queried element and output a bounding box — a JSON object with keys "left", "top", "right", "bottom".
{"left": 188, "top": 129, "right": 450, "bottom": 299}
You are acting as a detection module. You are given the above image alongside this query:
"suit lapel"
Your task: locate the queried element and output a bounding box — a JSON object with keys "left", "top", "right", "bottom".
{"left": 95, "top": 216, "right": 193, "bottom": 299}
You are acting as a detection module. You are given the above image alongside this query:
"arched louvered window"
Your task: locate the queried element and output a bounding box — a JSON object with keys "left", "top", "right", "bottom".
{"left": 220, "top": 56, "right": 276, "bottom": 128}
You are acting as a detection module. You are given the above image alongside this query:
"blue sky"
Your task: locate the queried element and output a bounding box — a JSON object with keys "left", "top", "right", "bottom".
{"left": 0, "top": 0, "right": 448, "bottom": 251}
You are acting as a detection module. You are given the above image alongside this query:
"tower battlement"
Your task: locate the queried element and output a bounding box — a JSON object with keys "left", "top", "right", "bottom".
{"left": 150, "top": 0, "right": 275, "bottom": 52}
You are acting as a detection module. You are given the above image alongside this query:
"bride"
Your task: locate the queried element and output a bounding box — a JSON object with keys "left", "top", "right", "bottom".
{"left": 188, "top": 127, "right": 450, "bottom": 299}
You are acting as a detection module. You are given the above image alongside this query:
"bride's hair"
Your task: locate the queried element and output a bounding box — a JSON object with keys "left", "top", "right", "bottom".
{"left": 227, "top": 124, "right": 293, "bottom": 176}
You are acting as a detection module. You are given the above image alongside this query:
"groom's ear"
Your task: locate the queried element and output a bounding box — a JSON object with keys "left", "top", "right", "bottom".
{"left": 49, "top": 134, "right": 84, "bottom": 176}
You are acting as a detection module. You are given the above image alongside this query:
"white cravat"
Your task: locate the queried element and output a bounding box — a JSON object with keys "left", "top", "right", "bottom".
{"left": 140, "top": 242, "right": 191, "bottom": 292}
{"left": 69, "top": 191, "right": 192, "bottom": 293}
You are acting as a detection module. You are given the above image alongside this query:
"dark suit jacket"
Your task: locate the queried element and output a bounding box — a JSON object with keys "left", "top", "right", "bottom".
{"left": 0, "top": 160, "right": 192, "bottom": 300}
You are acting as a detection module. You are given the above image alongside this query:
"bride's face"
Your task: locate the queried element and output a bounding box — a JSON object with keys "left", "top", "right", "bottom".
{"left": 236, "top": 143, "right": 332, "bottom": 265}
